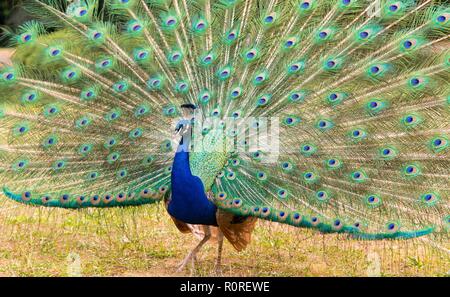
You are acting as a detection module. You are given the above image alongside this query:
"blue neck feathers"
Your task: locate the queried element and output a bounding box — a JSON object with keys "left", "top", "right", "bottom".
{"left": 167, "top": 132, "right": 218, "bottom": 226}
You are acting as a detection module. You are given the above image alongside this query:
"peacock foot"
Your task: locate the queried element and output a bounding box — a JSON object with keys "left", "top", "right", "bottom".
{"left": 213, "top": 264, "right": 223, "bottom": 276}
{"left": 176, "top": 253, "right": 197, "bottom": 274}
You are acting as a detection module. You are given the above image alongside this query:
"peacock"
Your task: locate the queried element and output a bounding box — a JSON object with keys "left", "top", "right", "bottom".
{"left": 0, "top": 0, "right": 449, "bottom": 275}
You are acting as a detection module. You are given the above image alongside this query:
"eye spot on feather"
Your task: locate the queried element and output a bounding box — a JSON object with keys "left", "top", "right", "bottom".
{"left": 133, "top": 23, "right": 142, "bottom": 31}
{"left": 311, "top": 216, "right": 320, "bottom": 226}
{"left": 316, "top": 190, "right": 330, "bottom": 202}
{"left": 256, "top": 171, "right": 267, "bottom": 181}
{"left": 159, "top": 186, "right": 168, "bottom": 194}
{"left": 277, "top": 189, "right": 288, "bottom": 198}
{"left": 252, "top": 207, "right": 261, "bottom": 215}
{"left": 261, "top": 207, "right": 270, "bottom": 217}
{"left": 22, "top": 191, "right": 32, "bottom": 202}
{"left": 264, "top": 15, "right": 274, "bottom": 23}
{"left": 196, "top": 22, "right": 205, "bottom": 30}
{"left": 129, "top": 127, "right": 143, "bottom": 139}
{"left": 203, "top": 56, "right": 212, "bottom": 63}
{"left": 300, "top": 2, "right": 310, "bottom": 9}
{"left": 233, "top": 199, "right": 242, "bottom": 208}
{"left": 4, "top": 72, "right": 15, "bottom": 81}
{"left": 107, "top": 152, "right": 120, "bottom": 164}
{"left": 103, "top": 194, "right": 113, "bottom": 204}
{"left": 277, "top": 211, "right": 287, "bottom": 220}
{"left": 226, "top": 171, "right": 236, "bottom": 180}
{"left": 402, "top": 164, "right": 421, "bottom": 178}
{"left": 291, "top": 212, "right": 302, "bottom": 224}
{"left": 18, "top": 126, "right": 27, "bottom": 134}
{"left": 43, "top": 135, "right": 58, "bottom": 148}
{"left": 350, "top": 170, "right": 368, "bottom": 183}
{"left": 332, "top": 219, "right": 344, "bottom": 231}
{"left": 386, "top": 222, "right": 400, "bottom": 233}
{"left": 88, "top": 171, "right": 99, "bottom": 181}
{"left": 41, "top": 195, "right": 51, "bottom": 204}
{"left": 420, "top": 192, "right": 440, "bottom": 206}
{"left": 303, "top": 171, "right": 319, "bottom": 183}
{"left": 365, "top": 194, "right": 382, "bottom": 208}
{"left": 437, "top": 15, "right": 446, "bottom": 23}
{"left": 137, "top": 51, "right": 148, "bottom": 60}
{"left": 117, "top": 169, "right": 128, "bottom": 179}
{"left": 60, "top": 194, "right": 70, "bottom": 203}
{"left": 316, "top": 118, "right": 334, "bottom": 131}
{"left": 404, "top": 40, "right": 412, "bottom": 48}
{"left": 389, "top": 4, "right": 398, "bottom": 12}
{"left": 101, "top": 60, "right": 110, "bottom": 67}
{"left": 370, "top": 66, "right": 380, "bottom": 74}
{"left": 359, "top": 31, "right": 369, "bottom": 39}
{"left": 22, "top": 34, "right": 32, "bottom": 42}
{"left": 429, "top": 136, "right": 448, "bottom": 153}
{"left": 90, "top": 195, "right": 100, "bottom": 205}
{"left": 116, "top": 192, "right": 126, "bottom": 202}
{"left": 300, "top": 143, "right": 317, "bottom": 156}
{"left": 51, "top": 49, "right": 61, "bottom": 57}
{"left": 79, "top": 9, "right": 87, "bottom": 16}
{"left": 13, "top": 159, "right": 28, "bottom": 171}
{"left": 216, "top": 192, "right": 227, "bottom": 200}
{"left": 75, "top": 195, "right": 86, "bottom": 204}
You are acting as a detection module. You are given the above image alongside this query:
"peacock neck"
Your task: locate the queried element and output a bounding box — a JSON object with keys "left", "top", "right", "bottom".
{"left": 168, "top": 134, "right": 218, "bottom": 226}
{"left": 176, "top": 129, "right": 192, "bottom": 153}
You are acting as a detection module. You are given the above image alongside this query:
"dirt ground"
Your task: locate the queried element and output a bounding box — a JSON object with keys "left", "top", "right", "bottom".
{"left": 0, "top": 199, "right": 448, "bottom": 277}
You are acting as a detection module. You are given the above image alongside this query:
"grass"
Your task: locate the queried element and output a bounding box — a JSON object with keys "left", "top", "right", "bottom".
{"left": 0, "top": 198, "right": 448, "bottom": 277}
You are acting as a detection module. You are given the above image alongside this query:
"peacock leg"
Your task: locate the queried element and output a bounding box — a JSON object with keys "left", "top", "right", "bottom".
{"left": 176, "top": 225, "right": 211, "bottom": 273}
{"left": 214, "top": 229, "right": 224, "bottom": 276}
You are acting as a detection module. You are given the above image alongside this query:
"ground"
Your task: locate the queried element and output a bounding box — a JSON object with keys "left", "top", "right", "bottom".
{"left": 0, "top": 199, "right": 448, "bottom": 277}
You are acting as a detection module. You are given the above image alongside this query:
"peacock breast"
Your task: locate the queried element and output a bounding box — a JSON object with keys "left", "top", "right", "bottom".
{"left": 189, "top": 151, "right": 227, "bottom": 192}
{"left": 188, "top": 127, "right": 229, "bottom": 191}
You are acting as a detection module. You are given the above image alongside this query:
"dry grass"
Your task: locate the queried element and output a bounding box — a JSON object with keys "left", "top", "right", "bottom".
{"left": 0, "top": 198, "right": 448, "bottom": 277}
